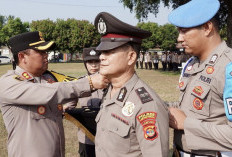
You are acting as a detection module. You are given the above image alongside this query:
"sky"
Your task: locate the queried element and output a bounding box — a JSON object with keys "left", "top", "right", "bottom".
{"left": 0, "top": 0, "right": 173, "bottom": 26}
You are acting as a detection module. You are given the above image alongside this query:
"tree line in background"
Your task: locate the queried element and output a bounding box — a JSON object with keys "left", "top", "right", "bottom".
{"left": 0, "top": 14, "right": 228, "bottom": 59}
{"left": 120, "top": 0, "right": 231, "bottom": 47}
{"left": 0, "top": 15, "right": 179, "bottom": 54}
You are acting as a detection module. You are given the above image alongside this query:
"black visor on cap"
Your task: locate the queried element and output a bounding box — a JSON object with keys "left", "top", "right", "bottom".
{"left": 96, "top": 41, "right": 128, "bottom": 51}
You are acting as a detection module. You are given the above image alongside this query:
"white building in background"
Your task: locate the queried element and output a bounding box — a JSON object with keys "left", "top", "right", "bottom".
{"left": 0, "top": 46, "right": 12, "bottom": 58}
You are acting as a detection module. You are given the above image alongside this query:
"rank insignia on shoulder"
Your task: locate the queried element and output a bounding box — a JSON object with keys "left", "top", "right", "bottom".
{"left": 122, "top": 101, "right": 135, "bottom": 117}
{"left": 209, "top": 54, "right": 218, "bottom": 64}
{"left": 136, "top": 112, "right": 158, "bottom": 141}
{"left": 117, "top": 87, "right": 127, "bottom": 102}
{"left": 206, "top": 66, "right": 214, "bottom": 74}
{"left": 22, "top": 72, "right": 32, "bottom": 80}
{"left": 135, "top": 87, "right": 153, "bottom": 104}
{"left": 14, "top": 75, "right": 25, "bottom": 81}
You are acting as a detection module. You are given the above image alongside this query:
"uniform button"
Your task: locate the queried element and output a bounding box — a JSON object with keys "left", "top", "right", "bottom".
{"left": 114, "top": 127, "right": 118, "bottom": 131}
{"left": 100, "top": 105, "right": 103, "bottom": 109}
{"left": 101, "top": 127, "right": 105, "bottom": 131}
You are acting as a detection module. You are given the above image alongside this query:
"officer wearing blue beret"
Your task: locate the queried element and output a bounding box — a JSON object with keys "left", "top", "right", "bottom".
{"left": 168, "top": 0, "right": 232, "bottom": 156}
{"left": 94, "top": 12, "right": 169, "bottom": 157}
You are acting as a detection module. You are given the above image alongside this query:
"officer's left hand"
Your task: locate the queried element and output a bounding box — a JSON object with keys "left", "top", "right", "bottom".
{"left": 169, "top": 107, "right": 186, "bottom": 130}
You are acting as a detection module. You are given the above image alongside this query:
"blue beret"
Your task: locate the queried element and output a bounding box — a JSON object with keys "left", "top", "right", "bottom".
{"left": 168, "top": 0, "right": 220, "bottom": 28}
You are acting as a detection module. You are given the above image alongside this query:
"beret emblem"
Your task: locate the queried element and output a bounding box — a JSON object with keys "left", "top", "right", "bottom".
{"left": 90, "top": 50, "right": 96, "bottom": 55}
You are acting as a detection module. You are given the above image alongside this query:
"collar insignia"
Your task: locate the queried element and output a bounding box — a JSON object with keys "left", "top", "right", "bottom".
{"left": 117, "top": 87, "right": 127, "bottom": 102}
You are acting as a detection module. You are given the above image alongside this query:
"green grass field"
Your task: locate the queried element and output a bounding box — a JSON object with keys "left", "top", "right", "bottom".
{"left": 0, "top": 63, "right": 180, "bottom": 157}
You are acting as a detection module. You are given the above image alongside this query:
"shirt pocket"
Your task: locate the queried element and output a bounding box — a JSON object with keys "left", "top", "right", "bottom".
{"left": 190, "top": 81, "right": 211, "bottom": 117}
{"left": 105, "top": 115, "right": 131, "bottom": 153}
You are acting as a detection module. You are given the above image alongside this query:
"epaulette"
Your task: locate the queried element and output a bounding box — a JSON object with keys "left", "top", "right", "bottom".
{"left": 135, "top": 87, "right": 153, "bottom": 104}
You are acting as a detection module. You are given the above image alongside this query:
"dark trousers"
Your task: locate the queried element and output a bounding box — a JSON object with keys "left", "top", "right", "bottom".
{"left": 153, "top": 63, "right": 158, "bottom": 70}
{"left": 145, "top": 62, "right": 148, "bottom": 69}
{"left": 140, "top": 61, "right": 143, "bottom": 69}
{"left": 79, "top": 142, "right": 96, "bottom": 157}
{"left": 162, "top": 62, "right": 167, "bottom": 71}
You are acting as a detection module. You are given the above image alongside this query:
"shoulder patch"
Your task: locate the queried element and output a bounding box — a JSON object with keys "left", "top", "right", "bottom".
{"left": 135, "top": 87, "right": 153, "bottom": 104}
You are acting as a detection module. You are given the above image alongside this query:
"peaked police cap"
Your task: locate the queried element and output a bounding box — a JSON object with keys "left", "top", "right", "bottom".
{"left": 82, "top": 47, "right": 100, "bottom": 61}
{"left": 94, "top": 12, "right": 151, "bottom": 51}
{"left": 9, "top": 31, "right": 55, "bottom": 54}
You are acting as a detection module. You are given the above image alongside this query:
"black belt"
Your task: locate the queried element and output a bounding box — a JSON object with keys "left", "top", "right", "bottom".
{"left": 173, "top": 146, "right": 221, "bottom": 157}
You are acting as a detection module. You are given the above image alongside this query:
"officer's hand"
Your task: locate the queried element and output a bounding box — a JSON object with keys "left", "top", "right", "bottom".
{"left": 90, "top": 73, "right": 109, "bottom": 89}
{"left": 169, "top": 107, "right": 186, "bottom": 130}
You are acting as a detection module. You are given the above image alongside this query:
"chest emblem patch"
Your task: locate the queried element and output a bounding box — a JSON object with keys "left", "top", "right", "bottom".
{"left": 122, "top": 101, "right": 135, "bottom": 117}
{"left": 136, "top": 112, "right": 158, "bottom": 141}
{"left": 193, "top": 98, "right": 204, "bottom": 110}
{"left": 57, "top": 104, "right": 63, "bottom": 111}
{"left": 206, "top": 66, "right": 214, "bottom": 74}
{"left": 37, "top": 105, "right": 46, "bottom": 115}
{"left": 192, "top": 86, "right": 204, "bottom": 96}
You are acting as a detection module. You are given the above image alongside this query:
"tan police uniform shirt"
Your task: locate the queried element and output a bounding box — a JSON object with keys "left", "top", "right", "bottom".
{"left": 95, "top": 74, "right": 169, "bottom": 157}
{"left": 176, "top": 41, "right": 232, "bottom": 156}
{"left": 77, "top": 77, "right": 103, "bottom": 145}
{"left": 0, "top": 66, "right": 91, "bottom": 157}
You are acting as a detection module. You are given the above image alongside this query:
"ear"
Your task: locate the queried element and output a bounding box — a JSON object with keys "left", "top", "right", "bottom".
{"left": 18, "top": 52, "right": 26, "bottom": 64}
{"left": 128, "top": 50, "right": 137, "bottom": 66}
{"left": 202, "top": 21, "right": 213, "bottom": 36}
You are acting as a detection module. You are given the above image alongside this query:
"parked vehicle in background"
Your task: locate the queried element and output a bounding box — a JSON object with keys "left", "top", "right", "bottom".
{"left": 0, "top": 56, "right": 11, "bottom": 64}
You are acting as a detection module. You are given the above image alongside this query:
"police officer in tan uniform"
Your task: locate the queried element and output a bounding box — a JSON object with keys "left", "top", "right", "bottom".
{"left": 0, "top": 31, "right": 108, "bottom": 157}
{"left": 168, "top": 0, "right": 232, "bottom": 156}
{"left": 94, "top": 12, "right": 169, "bottom": 157}
{"left": 66, "top": 47, "right": 103, "bottom": 157}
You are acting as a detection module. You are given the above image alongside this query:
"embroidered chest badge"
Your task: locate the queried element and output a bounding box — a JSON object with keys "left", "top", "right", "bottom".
{"left": 193, "top": 98, "right": 204, "bottom": 110}
{"left": 122, "top": 101, "right": 135, "bottom": 117}
{"left": 206, "top": 66, "right": 214, "bottom": 74}
{"left": 192, "top": 86, "right": 204, "bottom": 96}
{"left": 37, "top": 105, "right": 46, "bottom": 115}
{"left": 57, "top": 104, "right": 63, "bottom": 111}
{"left": 136, "top": 112, "right": 158, "bottom": 141}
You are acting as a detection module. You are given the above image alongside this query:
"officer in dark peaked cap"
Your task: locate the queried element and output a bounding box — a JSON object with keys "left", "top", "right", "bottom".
{"left": 168, "top": 0, "right": 232, "bottom": 156}
{"left": 94, "top": 12, "right": 169, "bottom": 157}
{"left": 0, "top": 31, "right": 109, "bottom": 157}
{"left": 64, "top": 47, "right": 103, "bottom": 157}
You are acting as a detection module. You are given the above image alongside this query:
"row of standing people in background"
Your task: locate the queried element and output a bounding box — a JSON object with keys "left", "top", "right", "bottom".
{"left": 136, "top": 51, "right": 192, "bottom": 71}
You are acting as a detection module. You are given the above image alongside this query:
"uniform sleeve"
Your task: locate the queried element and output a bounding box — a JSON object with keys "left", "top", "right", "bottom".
{"left": 0, "top": 76, "right": 91, "bottom": 106}
{"left": 135, "top": 100, "right": 169, "bottom": 157}
{"left": 184, "top": 117, "right": 232, "bottom": 150}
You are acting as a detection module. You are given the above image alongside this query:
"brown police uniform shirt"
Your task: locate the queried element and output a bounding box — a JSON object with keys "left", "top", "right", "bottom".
{"left": 95, "top": 74, "right": 169, "bottom": 157}
{"left": 0, "top": 66, "right": 91, "bottom": 157}
{"left": 176, "top": 41, "right": 232, "bottom": 156}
